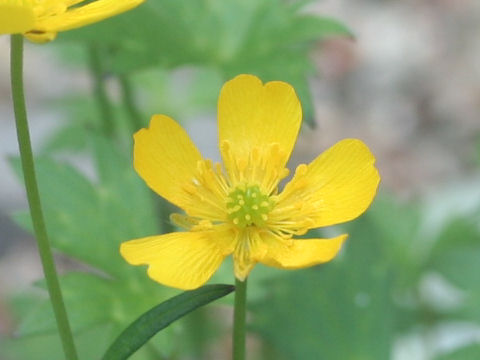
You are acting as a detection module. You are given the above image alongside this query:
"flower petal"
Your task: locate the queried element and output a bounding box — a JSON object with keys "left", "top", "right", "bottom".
{"left": 232, "top": 229, "right": 268, "bottom": 281}
{"left": 34, "top": 0, "right": 144, "bottom": 33}
{"left": 134, "top": 114, "right": 202, "bottom": 210}
{"left": 218, "top": 74, "right": 301, "bottom": 191}
{"left": 24, "top": 31, "right": 57, "bottom": 43}
{"left": 120, "top": 229, "right": 235, "bottom": 290}
{"left": 261, "top": 232, "right": 347, "bottom": 269}
{"left": 0, "top": 2, "right": 35, "bottom": 34}
{"left": 271, "top": 139, "right": 380, "bottom": 232}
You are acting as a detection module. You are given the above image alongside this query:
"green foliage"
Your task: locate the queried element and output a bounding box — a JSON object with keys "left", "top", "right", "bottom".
{"left": 251, "top": 195, "right": 480, "bottom": 359}
{"left": 54, "top": 0, "right": 352, "bottom": 126}
{"left": 102, "top": 285, "right": 234, "bottom": 360}
{"left": 2, "top": 324, "right": 114, "bottom": 360}
{"left": 12, "top": 139, "right": 158, "bottom": 277}
{"left": 424, "top": 214, "right": 480, "bottom": 332}
{"left": 251, "top": 206, "right": 398, "bottom": 360}
{"left": 426, "top": 217, "right": 480, "bottom": 291}
{"left": 7, "top": 136, "right": 224, "bottom": 359}
{"left": 5, "top": 0, "right": 480, "bottom": 359}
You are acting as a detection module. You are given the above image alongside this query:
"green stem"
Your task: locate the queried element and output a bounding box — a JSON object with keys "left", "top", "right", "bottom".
{"left": 233, "top": 278, "right": 247, "bottom": 360}
{"left": 118, "top": 74, "right": 143, "bottom": 133}
{"left": 10, "top": 35, "right": 78, "bottom": 359}
{"left": 88, "top": 44, "right": 114, "bottom": 136}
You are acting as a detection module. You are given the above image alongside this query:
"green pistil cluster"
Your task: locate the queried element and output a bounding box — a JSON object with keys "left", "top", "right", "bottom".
{"left": 226, "top": 184, "right": 273, "bottom": 228}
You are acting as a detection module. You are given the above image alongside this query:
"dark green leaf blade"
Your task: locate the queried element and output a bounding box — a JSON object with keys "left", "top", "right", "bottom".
{"left": 102, "top": 284, "right": 235, "bottom": 360}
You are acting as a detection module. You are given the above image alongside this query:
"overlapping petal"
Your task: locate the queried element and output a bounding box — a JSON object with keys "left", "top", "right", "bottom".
{"left": 218, "top": 74, "right": 302, "bottom": 191}
{"left": 134, "top": 115, "right": 203, "bottom": 210}
{"left": 232, "top": 229, "right": 268, "bottom": 281}
{"left": 271, "top": 139, "right": 380, "bottom": 232}
{"left": 120, "top": 228, "right": 236, "bottom": 290}
{"left": 122, "top": 75, "right": 379, "bottom": 289}
{"left": 34, "top": 0, "right": 144, "bottom": 33}
{"left": 1, "top": 0, "right": 144, "bottom": 42}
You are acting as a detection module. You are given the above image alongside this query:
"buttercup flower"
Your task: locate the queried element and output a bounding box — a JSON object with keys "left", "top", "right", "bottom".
{"left": 120, "top": 74, "right": 380, "bottom": 290}
{"left": 0, "top": 0, "right": 144, "bottom": 43}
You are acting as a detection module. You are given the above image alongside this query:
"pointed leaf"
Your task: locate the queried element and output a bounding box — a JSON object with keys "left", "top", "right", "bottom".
{"left": 102, "top": 284, "right": 235, "bottom": 360}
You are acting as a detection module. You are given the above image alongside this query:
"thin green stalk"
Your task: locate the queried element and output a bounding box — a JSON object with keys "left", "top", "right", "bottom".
{"left": 88, "top": 44, "right": 114, "bottom": 136}
{"left": 233, "top": 278, "right": 247, "bottom": 360}
{"left": 10, "top": 35, "right": 78, "bottom": 360}
{"left": 119, "top": 74, "right": 143, "bottom": 133}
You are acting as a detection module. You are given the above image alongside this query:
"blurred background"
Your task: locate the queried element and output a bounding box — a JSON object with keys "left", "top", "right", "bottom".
{"left": 1, "top": 0, "right": 480, "bottom": 359}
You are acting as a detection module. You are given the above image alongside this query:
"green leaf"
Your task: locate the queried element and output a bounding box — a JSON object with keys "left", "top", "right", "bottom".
{"left": 40, "top": 123, "right": 89, "bottom": 153}
{"left": 16, "top": 273, "right": 115, "bottom": 336}
{"left": 7, "top": 137, "right": 199, "bottom": 358}
{"left": 10, "top": 139, "right": 158, "bottom": 278}
{"left": 1, "top": 324, "right": 112, "bottom": 360}
{"left": 427, "top": 216, "right": 480, "bottom": 290}
{"left": 102, "top": 284, "right": 235, "bottom": 360}
{"left": 286, "top": 15, "right": 354, "bottom": 44}
{"left": 252, "top": 217, "right": 398, "bottom": 360}
{"left": 52, "top": 0, "right": 349, "bottom": 128}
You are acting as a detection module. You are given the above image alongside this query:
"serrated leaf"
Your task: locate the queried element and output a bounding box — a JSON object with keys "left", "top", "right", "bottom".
{"left": 52, "top": 0, "right": 346, "bottom": 129}
{"left": 10, "top": 138, "right": 158, "bottom": 278}
{"left": 102, "top": 284, "right": 235, "bottom": 360}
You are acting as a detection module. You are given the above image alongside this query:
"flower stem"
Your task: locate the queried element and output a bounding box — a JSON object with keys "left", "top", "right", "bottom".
{"left": 88, "top": 44, "right": 114, "bottom": 136}
{"left": 233, "top": 278, "right": 247, "bottom": 360}
{"left": 118, "top": 74, "right": 143, "bottom": 133}
{"left": 10, "top": 34, "right": 78, "bottom": 360}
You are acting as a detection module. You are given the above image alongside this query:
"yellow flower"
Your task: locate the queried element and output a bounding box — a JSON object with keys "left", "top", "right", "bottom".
{"left": 120, "top": 74, "right": 380, "bottom": 290}
{"left": 0, "top": 0, "right": 144, "bottom": 43}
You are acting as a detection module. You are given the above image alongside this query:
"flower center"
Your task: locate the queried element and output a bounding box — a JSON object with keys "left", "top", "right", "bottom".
{"left": 226, "top": 184, "right": 274, "bottom": 228}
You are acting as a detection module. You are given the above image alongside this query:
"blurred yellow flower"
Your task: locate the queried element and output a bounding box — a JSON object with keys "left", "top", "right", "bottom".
{"left": 121, "top": 74, "right": 380, "bottom": 290}
{"left": 0, "top": 0, "right": 144, "bottom": 43}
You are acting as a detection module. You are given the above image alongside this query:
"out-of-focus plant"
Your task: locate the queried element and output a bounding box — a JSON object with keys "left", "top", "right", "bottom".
{"left": 51, "top": 0, "right": 353, "bottom": 137}
{"left": 9, "top": 0, "right": 480, "bottom": 359}
{"left": 3, "top": 1, "right": 354, "bottom": 358}
{"left": 3, "top": 1, "right": 146, "bottom": 359}
{"left": 251, "top": 195, "right": 480, "bottom": 359}
{"left": 3, "top": 137, "right": 230, "bottom": 359}
{"left": 0, "top": 0, "right": 144, "bottom": 42}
